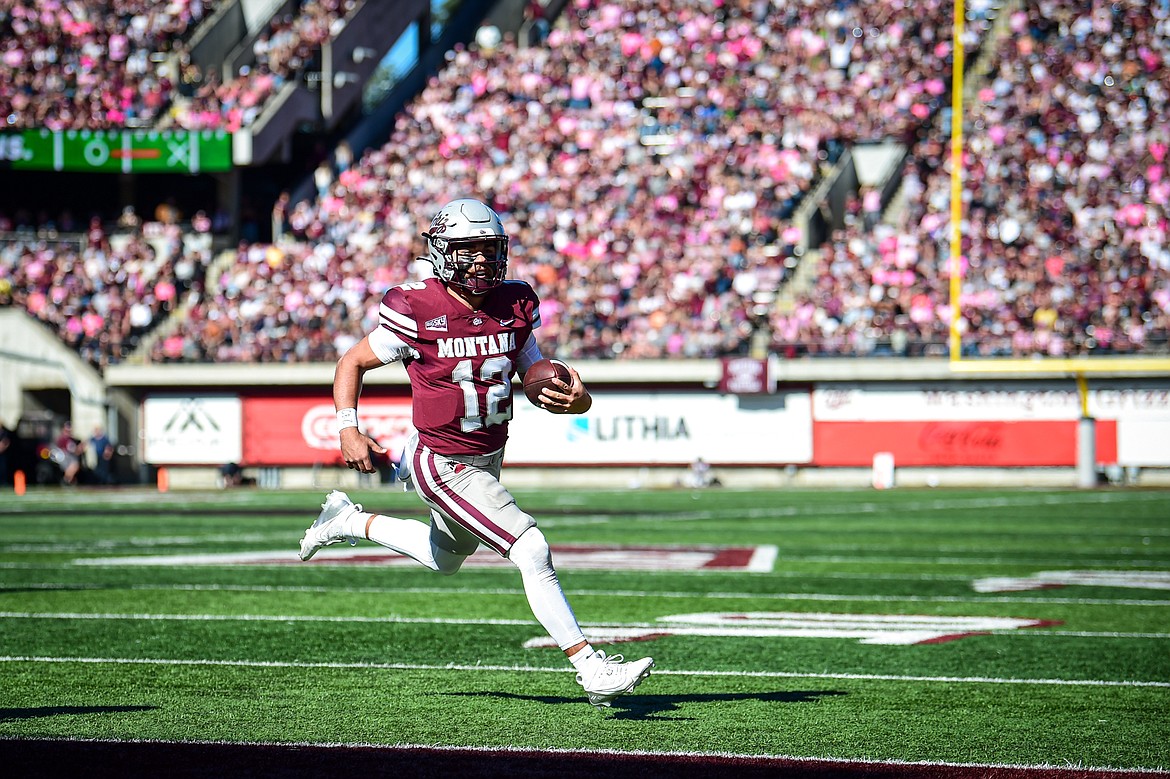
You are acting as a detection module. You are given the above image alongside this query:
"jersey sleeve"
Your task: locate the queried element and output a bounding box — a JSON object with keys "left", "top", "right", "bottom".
{"left": 372, "top": 285, "right": 421, "bottom": 364}
{"left": 379, "top": 285, "right": 419, "bottom": 342}
{"left": 509, "top": 280, "right": 542, "bottom": 330}
{"left": 527, "top": 285, "right": 542, "bottom": 330}
{"left": 368, "top": 325, "right": 415, "bottom": 364}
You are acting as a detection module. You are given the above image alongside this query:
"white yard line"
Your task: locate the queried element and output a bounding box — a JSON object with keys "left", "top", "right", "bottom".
{"left": 1, "top": 654, "right": 1167, "bottom": 688}
{"left": 5, "top": 582, "right": 1170, "bottom": 606}
{"left": 8, "top": 551, "right": 1170, "bottom": 568}
{"left": 3, "top": 610, "right": 1169, "bottom": 641}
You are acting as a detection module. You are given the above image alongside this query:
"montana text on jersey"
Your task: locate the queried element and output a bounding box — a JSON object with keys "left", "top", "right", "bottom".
{"left": 378, "top": 278, "right": 540, "bottom": 455}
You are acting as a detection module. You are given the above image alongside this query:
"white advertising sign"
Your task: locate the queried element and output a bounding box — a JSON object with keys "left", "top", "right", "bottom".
{"left": 143, "top": 396, "right": 243, "bottom": 464}
{"left": 813, "top": 381, "right": 1170, "bottom": 422}
{"left": 1118, "top": 417, "right": 1170, "bottom": 466}
{"left": 506, "top": 390, "right": 812, "bottom": 465}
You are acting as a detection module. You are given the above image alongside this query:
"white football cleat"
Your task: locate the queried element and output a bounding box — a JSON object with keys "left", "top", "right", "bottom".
{"left": 299, "top": 490, "right": 361, "bottom": 561}
{"left": 577, "top": 651, "right": 654, "bottom": 708}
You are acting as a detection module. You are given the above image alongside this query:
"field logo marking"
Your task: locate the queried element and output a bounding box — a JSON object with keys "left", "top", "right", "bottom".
{"left": 74, "top": 545, "right": 778, "bottom": 573}
{"left": 972, "top": 570, "right": 1170, "bottom": 593}
{"left": 522, "top": 611, "right": 1057, "bottom": 648}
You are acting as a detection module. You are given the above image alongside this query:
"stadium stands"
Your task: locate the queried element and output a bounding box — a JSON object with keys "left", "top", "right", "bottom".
{"left": 789, "top": 0, "right": 1170, "bottom": 357}
{"left": 3, "top": 0, "right": 1168, "bottom": 367}
{"left": 163, "top": 0, "right": 992, "bottom": 362}
{"left": 170, "top": 0, "right": 356, "bottom": 131}
{"left": 0, "top": 0, "right": 217, "bottom": 130}
{"left": 0, "top": 212, "right": 214, "bottom": 368}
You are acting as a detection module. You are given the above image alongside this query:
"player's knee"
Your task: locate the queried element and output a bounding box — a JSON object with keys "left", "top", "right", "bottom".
{"left": 507, "top": 528, "right": 552, "bottom": 575}
{"left": 433, "top": 546, "right": 466, "bottom": 576}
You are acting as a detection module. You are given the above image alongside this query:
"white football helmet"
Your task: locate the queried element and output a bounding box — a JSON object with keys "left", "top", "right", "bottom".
{"left": 422, "top": 198, "right": 509, "bottom": 295}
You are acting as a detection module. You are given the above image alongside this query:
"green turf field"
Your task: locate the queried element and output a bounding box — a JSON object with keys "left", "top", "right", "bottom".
{"left": 1, "top": 486, "right": 1167, "bottom": 773}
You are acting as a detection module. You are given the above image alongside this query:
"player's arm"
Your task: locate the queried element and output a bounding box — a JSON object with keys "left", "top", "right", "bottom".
{"left": 517, "top": 333, "right": 591, "bottom": 415}
{"left": 334, "top": 330, "right": 411, "bottom": 473}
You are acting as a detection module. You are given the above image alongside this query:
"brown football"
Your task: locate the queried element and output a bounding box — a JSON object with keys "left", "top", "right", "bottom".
{"left": 522, "top": 358, "right": 572, "bottom": 406}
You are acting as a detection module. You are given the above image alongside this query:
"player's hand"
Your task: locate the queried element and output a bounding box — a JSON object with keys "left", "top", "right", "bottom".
{"left": 540, "top": 366, "right": 592, "bottom": 415}
{"left": 340, "top": 427, "right": 386, "bottom": 473}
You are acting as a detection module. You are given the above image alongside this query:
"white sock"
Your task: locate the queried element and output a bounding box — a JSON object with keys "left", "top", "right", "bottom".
{"left": 568, "top": 646, "right": 600, "bottom": 674}
{"left": 348, "top": 510, "right": 446, "bottom": 573}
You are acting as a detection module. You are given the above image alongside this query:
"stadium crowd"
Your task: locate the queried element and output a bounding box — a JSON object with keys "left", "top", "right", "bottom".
{"left": 0, "top": 0, "right": 357, "bottom": 134}
{"left": 773, "top": 0, "right": 1170, "bottom": 357}
{"left": 0, "top": 0, "right": 215, "bottom": 129}
{"left": 170, "top": 0, "right": 356, "bottom": 132}
{"left": 4, "top": 0, "right": 1169, "bottom": 368}
{"left": 0, "top": 209, "right": 214, "bottom": 368}
{"left": 157, "top": 0, "right": 987, "bottom": 363}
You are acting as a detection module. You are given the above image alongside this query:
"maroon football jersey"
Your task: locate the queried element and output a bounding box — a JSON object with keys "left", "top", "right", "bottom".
{"left": 378, "top": 278, "right": 541, "bottom": 455}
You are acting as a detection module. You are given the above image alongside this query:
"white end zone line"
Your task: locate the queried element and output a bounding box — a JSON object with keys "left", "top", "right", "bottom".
{"left": 1, "top": 654, "right": 1167, "bottom": 688}
{"left": 4, "top": 736, "right": 1166, "bottom": 777}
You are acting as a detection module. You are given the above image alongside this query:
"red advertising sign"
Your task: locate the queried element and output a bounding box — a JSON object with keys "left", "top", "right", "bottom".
{"left": 812, "top": 420, "right": 1118, "bottom": 467}
{"left": 241, "top": 395, "right": 414, "bottom": 465}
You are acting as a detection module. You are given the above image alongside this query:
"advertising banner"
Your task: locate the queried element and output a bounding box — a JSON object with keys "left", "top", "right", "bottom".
{"left": 145, "top": 380, "right": 1168, "bottom": 469}
{"left": 813, "top": 381, "right": 1170, "bottom": 423}
{"left": 235, "top": 390, "right": 814, "bottom": 466}
{"left": 142, "top": 396, "right": 242, "bottom": 464}
{"left": 241, "top": 396, "right": 414, "bottom": 465}
{"left": 813, "top": 420, "right": 1119, "bottom": 467}
{"left": 507, "top": 390, "right": 813, "bottom": 465}
{"left": 809, "top": 380, "right": 1170, "bottom": 466}
{"left": 1, "top": 129, "right": 232, "bottom": 173}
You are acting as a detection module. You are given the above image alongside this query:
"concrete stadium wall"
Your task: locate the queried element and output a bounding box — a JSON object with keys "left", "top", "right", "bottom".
{"left": 0, "top": 309, "right": 111, "bottom": 435}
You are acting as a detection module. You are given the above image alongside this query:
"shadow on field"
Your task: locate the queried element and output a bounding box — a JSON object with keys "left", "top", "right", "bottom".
{"left": 0, "top": 740, "right": 1156, "bottom": 779}
{"left": 0, "top": 705, "right": 159, "bottom": 723}
{"left": 440, "top": 689, "right": 847, "bottom": 719}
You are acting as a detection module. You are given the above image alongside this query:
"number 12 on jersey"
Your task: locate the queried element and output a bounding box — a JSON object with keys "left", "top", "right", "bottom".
{"left": 453, "top": 356, "right": 513, "bottom": 432}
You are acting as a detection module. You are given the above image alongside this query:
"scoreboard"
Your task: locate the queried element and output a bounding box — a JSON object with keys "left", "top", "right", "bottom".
{"left": 0, "top": 129, "right": 232, "bottom": 173}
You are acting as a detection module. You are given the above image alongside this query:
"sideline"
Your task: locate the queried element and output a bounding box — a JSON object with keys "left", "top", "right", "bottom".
{"left": 0, "top": 737, "right": 1166, "bottom": 778}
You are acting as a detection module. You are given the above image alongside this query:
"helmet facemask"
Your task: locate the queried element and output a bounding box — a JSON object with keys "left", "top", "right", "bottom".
{"left": 423, "top": 199, "right": 509, "bottom": 296}
{"left": 432, "top": 235, "right": 509, "bottom": 295}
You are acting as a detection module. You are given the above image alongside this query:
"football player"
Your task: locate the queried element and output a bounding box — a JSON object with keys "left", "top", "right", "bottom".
{"left": 298, "top": 198, "right": 653, "bottom": 707}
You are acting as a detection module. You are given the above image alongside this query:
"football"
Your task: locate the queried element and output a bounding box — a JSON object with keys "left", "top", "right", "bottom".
{"left": 522, "top": 358, "right": 573, "bottom": 406}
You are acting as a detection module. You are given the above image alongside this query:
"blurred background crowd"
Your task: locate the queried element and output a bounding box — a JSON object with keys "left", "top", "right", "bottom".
{"left": 1, "top": 0, "right": 1167, "bottom": 370}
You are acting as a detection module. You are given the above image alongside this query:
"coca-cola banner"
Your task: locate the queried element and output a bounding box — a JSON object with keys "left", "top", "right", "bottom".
{"left": 241, "top": 395, "right": 414, "bottom": 465}
{"left": 813, "top": 420, "right": 1118, "bottom": 467}
{"left": 810, "top": 380, "right": 1170, "bottom": 467}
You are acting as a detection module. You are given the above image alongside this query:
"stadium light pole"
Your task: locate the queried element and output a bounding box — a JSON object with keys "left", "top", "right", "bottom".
{"left": 948, "top": 0, "right": 965, "bottom": 363}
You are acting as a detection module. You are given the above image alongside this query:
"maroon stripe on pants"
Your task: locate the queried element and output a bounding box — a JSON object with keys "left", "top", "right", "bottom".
{"left": 413, "top": 445, "right": 514, "bottom": 555}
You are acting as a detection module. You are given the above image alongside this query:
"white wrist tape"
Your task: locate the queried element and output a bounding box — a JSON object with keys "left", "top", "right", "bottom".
{"left": 336, "top": 408, "right": 359, "bottom": 430}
